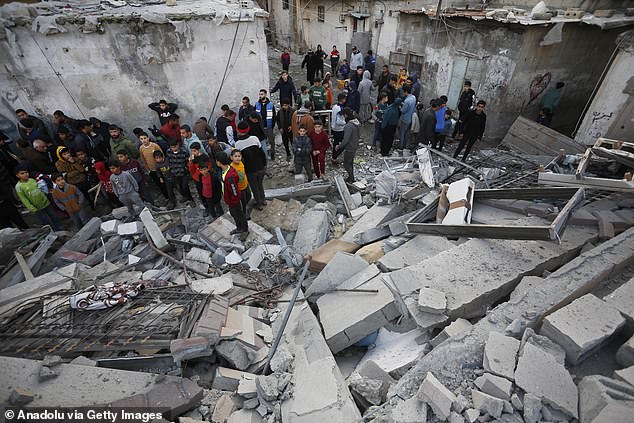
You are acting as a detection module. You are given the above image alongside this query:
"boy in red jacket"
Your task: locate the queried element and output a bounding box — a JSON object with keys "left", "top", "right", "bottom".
{"left": 216, "top": 151, "right": 249, "bottom": 240}
{"left": 309, "top": 119, "right": 331, "bottom": 179}
{"left": 197, "top": 161, "right": 223, "bottom": 219}
{"left": 281, "top": 47, "right": 290, "bottom": 72}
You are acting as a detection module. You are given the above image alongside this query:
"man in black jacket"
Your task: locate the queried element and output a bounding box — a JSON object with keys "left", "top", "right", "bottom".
{"left": 418, "top": 99, "right": 439, "bottom": 148}
{"left": 235, "top": 121, "right": 267, "bottom": 210}
{"left": 276, "top": 98, "right": 295, "bottom": 160}
{"left": 148, "top": 100, "right": 178, "bottom": 126}
{"left": 453, "top": 80, "right": 476, "bottom": 139}
{"left": 301, "top": 50, "right": 316, "bottom": 85}
{"left": 271, "top": 71, "right": 299, "bottom": 107}
{"left": 453, "top": 100, "right": 486, "bottom": 161}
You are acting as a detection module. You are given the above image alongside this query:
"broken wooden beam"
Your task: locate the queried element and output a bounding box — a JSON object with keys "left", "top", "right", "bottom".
{"left": 538, "top": 172, "right": 634, "bottom": 192}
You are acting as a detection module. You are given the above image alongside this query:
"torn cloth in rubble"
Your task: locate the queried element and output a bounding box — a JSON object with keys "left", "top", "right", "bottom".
{"left": 69, "top": 282, "right": 144, "bottom": 311}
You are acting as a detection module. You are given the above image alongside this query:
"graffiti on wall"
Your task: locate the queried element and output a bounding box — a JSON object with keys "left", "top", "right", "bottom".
{"left": 528, "top": 72, "right": 552, "bottom": 103}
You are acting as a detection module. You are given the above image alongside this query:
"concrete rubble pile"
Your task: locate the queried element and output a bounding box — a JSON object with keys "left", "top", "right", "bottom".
{"left": 2, "top": 144, "right": 634, "bottom": 423}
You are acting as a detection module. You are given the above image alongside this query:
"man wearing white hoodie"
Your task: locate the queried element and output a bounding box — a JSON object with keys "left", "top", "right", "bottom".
{"left": 350, "top": 46, "right": 364, "bottom": 70}
{"left": 358, "top": 70, "right": 373, "bottom": 123}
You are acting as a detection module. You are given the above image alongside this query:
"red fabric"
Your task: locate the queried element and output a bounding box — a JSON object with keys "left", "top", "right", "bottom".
{"left": 201, "top": 173, "right": 213, "bottom": 199}
{"left": 222, "top": 166, "right": 241, "bottom": 207}
{"left": 309, "top": 131, "right": 331, "bottom": 153}
{"left": 94, "top": 161, "right": 114, "bottom": 193}
{"left": 160, "top": 122, "right": 182, "bottom": 144}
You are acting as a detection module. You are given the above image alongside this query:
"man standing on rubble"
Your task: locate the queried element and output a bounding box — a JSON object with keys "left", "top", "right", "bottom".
{"left": 335, "top": 107, "right": 360, "bottom": 183}
{"left": 453, "top": 100, "right": 486, "bottom": 161}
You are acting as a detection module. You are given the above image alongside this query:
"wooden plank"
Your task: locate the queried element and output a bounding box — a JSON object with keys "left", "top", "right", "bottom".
{"left": 538, "top": 172, "right": 634, "bottom": 192}
{"left": 13, "top": 252, "right": 34, "bottom": 280}
{"left": 550, "top": 188, "right": 585, "bottom": 240}
{"left": 473, "top": 187, "right": 579, "bottom": 200}
{"left": 503, "top": 116, "right": 584, "bottom": 156}
{"left": 9, "top": 233, "right": 58, "bottom": 287}
{"left": 405, "top": 221, "right": 554, "bottom": 240}
{"left": 575, "top": 148, "right": 593, "bottom": 179}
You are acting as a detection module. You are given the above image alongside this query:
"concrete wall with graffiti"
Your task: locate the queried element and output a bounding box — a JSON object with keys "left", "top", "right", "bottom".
{"left": 575, "top": 35, "right": 634, "bottom": 145}
{"left": 391, "top": 14, "right": 623, "bottom": 141}
{"left": 0, "top": 16, "right": 269, "bottom": 142}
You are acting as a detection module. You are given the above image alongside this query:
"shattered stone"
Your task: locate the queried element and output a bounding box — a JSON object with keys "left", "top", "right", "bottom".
{"left": 390, "top": 395, "right": 427, "bottom": 423}
{"left": 190, "top": 275, "right": 234, "bottom": 295}
{"left": 514, "top": 343, "right": 578, "bottom": 419}
{"left": 510, "top": 393, "right": 522, "bottom": 411}
{"left": 38, "top": 365, "right": 59, "bottom": 382}
{"left": 139, "top": 208, "right": 168, "bottom": 250}
{"left": 355, "top": 240, "right": 385, "bottom": 263}
{"left": 305, "top": 251, "right": 368, "bottom": 297}
{"left": 69, "top": 355, "right": 97, "bottom": 367}
{"left": 418, "top": 287, "right": 447, "bottom": 314}
{"left": 41, "top": 355, "right": 63, "bottom": 367}
{"left": 522, "top": 393, "right": 541, "bottom": 423}
{"left": 519, "top": 328, "right": 566, "bottom": 365}
{"left": 9, "top": 387, "right": 35, "bottom": 405}
{"left": 170, "top": 337, "right": 212, "bottom": 364}
{"left": 417, "top": 371, "right": 456, "bottom": 420}
{"left": 237, "top": 375, "right": 258, "bottom": 399}
{"left": 482, "top": 332, "right": 519, "bottom": 381}
{"left": 243, "top": 397, "right": 259, "bottom": 409}
{"left": 471, "top": 389, "right": 503, "bottom": 419}
{"left": 430, "top": 318, "right": 472, "bottom": 348}
{"left": 463, "top": 408, "right": 480, "bottom": 423}
{"left": 578, "top": 375, "right": 634, "bottom": 423}
{"left": 292, "top": 206, "right": 330, "bottom": 255}
{"left": 227, "top": 409, "right": 263, "bottom": 423}
{"left": 100, "top": 219, "right": 120, "bottom": 234}
{"left": 216, "top": 340, "right": 258, "bottom": 370}
{"left": 473, "top": 373, "right": 512, "bottom": 401}
{"left": 349, "top": 372, "right": 385, "bottom": 405}
{"left": 616, "top": 335, "right": 634, "bottom": 367}
{"left": 450, "top": 411, "right": 466, "bottom": 423}
{"left": 603, "top": 275, "right": 634, "bottom": 325}
{"left": 406, "top": 298, "right": 449, "bottom": 331}
{"left": 540, "top": 294, "right": 626, "bottom": 365}
{"left": 269, "top": 346, "right": 293, "bottom": 373}
{"left": 117, "top": 221, "right": 144, "bottom": 235}
{"left": 508, "top": 276, "right": 544, "bottom": 301}
{"left": 379, "top": 235, "right": 456, "bottom": 271}
{"left": 452, "top": 394, "right": 469, "bottom": 413}
{"left": 307, "top": 239, "right": 360, "bottom": 272}
{"left": 256, "top": 374, "right": 280, "bottom": 402}
{"left": 211, "top": 393, "right": 239, "bottom": 423}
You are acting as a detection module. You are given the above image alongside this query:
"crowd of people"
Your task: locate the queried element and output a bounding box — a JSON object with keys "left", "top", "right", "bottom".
{"left": 0, "top": 45, "right": 493, "bottom": 235}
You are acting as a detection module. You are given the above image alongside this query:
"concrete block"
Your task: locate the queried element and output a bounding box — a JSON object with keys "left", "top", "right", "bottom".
{"left": 525, "top": 202, "right": 553, "bottom": 217}
{"left": 139, "top": 207, "right": 168, "bottom": 250}
{"left": 308, "top": 239, "right": 360, "bottom": 272}
{"left": 540, "top": 294, "right": 626, "bottom": 365}
{"left": 593, "top": 210, "right": 630, "bottom": 231}
{"left": 406, "top": 298, "right": 449, "bottom": 331}
{"left": 514, "top": 343, "right": 578, "bottom": 419}
{"left": 452, "top": 394, "right": 469, "bottom": 413}
{"left": 510, "top": 393, "right": 522, "bottom": 411}
{"left": 418, "top": 287, "right": 446, "bottom": 314}
{"left": 390, "top": 395, "right": 427, "bottom": 423}
{"left": 522, "top": 393, "right": 542, "bottom": 423}
{"left": 430, "top": 318, "right": 472, "bottom": 348}
{"left": 70, "top": 355, "right": 97, "bottom": 367}
{"left": 351, "top": 192, "right": 363, "bottom": 208}
{"left": 213, "top": 367, "right": 256, "bottom": 391}
{"left": 350, "top": 205, "right": 368, "bottom": 220}
{"left": 615, "top": 208, "right": 634, "bottom": 225}
{"left": 212, "top": 393, "right": 239, "bottom": 423}
{"left": 604, "top": 275, "right": 634, "bottom": 325}
{"left": 594, "top": 9, "right": 616, "bottom": 17}
{"left": 379, "top": 235, "right": 456, "bottom": 271}
{"left": 470, "top": 389, "right": 503, "bottom": 419}
{"left": 100, "top": 219, "right": 120, "bottom": 234}
{"left": 199, "top": 213, "right": 273, "bottom": 246}
{"left": 353, "top": 226, "right": 392, "bottom": 246}
{"left": 591, "top": 403, "right": 634, "bottom": 423}
{"left": 192, "top": 296, "right": 229, "bottom": 345}
{"left": 519, "top": 328, "right": 566, "bottom": 365}
{"left": 578, "top": 375, "right": 634, "bottom": 423}
{"left": 482, "top": 332, "right": 519, "bottom": 381}
{"left": 237, "top": 375, "right": 257, "bottom": 399}
{"left": 292, "top": 208, "right": 330, "bottom": 255}
{"left": 319, "top": 273, "right": 400, "bottom": 353}
{"left": 227, "top": 409, "right": 262, "bottom": 423}
{"left": 224, "top": 307, "right": 271, "bottom": 350}
{"left": 170, "top": 337, "right": 212, "bottom": 364}
{"left": 509, "top": 276, "right": 544, "bottom": 301}
{"left": 570, "top": 209, "right": 599, "bottom": 226}
{"left": 305, "top": 252, "right": 368, "bottom": 297}
{"left": 190, "top": 275, "right": 234, "bottom": 295}
{"left": 463, "top": 408, "right": 479, "bottom": 423}
{"left": 474, "top": 373, "right": 512, "bottom": 401}
{"left": 117, "top": 221, "right": 144, "bottom": 235}
{"left": 355, "top": 241, "right": 385, "bottom": 263}
{"left": 256, "top": 374, "right": 280, "bottom": 402}
{"left": 9, "top": 387, "right": 35, "bottom": 405}
{"left": 417, "top": 371, "right": 456, "bottom": 420}
{"left": 616, "top": 335, "right": 634, "bottom": 367}
{"left": 342, "top": 204, "right": 402, "bottom": 242}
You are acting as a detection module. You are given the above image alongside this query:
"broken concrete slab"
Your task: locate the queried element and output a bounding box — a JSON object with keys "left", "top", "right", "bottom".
{"left": 227, "top": 409, "right": 263, "bottom": 423}
{"left": 614, "top": 365, "right": 634, "bottom": 387}
{"left": 170, "top": 337, "right": 212, "bottom": 364}
{"left": 249, "top": 198, "right": 302, "bottom": 232}
{"left": 100, "top": 219, "right": 120, "bottom": 234}
{"left": 604, "top": 275, "right": 634, "bottom": 325}
{"left": 307, "top": 239, "right": 360, "bottom": 272}
{"left": 9, "top": 387, "right": 34, "bottom": 405}
{"left": 199, "top": 213, "right": 274, "bottom": 246}
{"left": 277, "top": 299, "right": 361, "bottom": 423}
{"left": 213, "top": 367, "right": 257, "bottom": 392}
{"left": 292, "top": 206, "right": 330, "bottom": 256}
{"left": 616, "top": 335, "right": 634, "bottom": 367}
{"left": 509, "top": 276, "right": 545, "bottom": 301}
{"left": 0, "top": 263, "right": 78, "bottom": 317}
{"left": 390, "top": 395, "right": 427, "bottom": 423}
{"left": 353, "top": 226, "right": 392, "bottom": 246}
{"left": 418, "top": 287, "right": 447, "bottom": 314}
{"left": 474, "top": 373, "right": 512, "bottom": 401}
{"left": 69, "top": 356, "right": 97, "bottom": 367}
{"left": 211, "top": 393, "right": 239, "bottom": 423}
{"left": 223, "top": 307, "right": 271, "bottom": 350}
{"left": 350, "top": 205, "right": 368, "bottom": 220}
{"left": 190, "top": 275, "right": 234, "bottom": 296}
{"left": 519, "top": 328, "right": 566, "bottom": 365}
{"left": 430, "top": 318, "right": 472, "bottom": 348}
{"left": 341, "top": 204, "right": 403, "bottom": 243}
{"left": 378, "top": 235, "right": 456, "bottom": 271}
{"left": 471, "top": 389, "right": 503, "bottom": 419}
{"left": 541, "top": 293, "right": 626, "bottom": 365}
{"left": 483, "top": 332, "right": 520, "bottom": 381}
{"left": 117, "top": 221, "right": 144, "bottom": 235}
{"left": 216, "top": 340, "right": 259, "bottom": 371}
{"left": 140, "top": 207, "right": 169, "bottom": 250}
{"left": 245, "top": 244, "right": 282, "bottom": 271}
{"left": 318, "top": 273, "right": 400, "bottom": 354}
{"left": 417, "top": 371, "right": 456, "bottom": 420}
{"left": 514, "top": 343, "right": 578, "bottom": 419}
{"left": 355, "top": 328, "right": 428, "bottom": 380}
{"left": 389, "top": 224, "right": 597, "bottom": 319}
{"left": 192, "top": 296, "right": 229, "bottom": 345}
{"left": 0, "top": 356, "right": 182, "bottom": 407}
{"left": 304, "top": 251, "right": 368, "bottom": 297}
{"left": 406, "top": 298, "right": 449, "bottom": 332}
{"left": 355, "top": 241, "right": 385, "bottom": 263}
{"left": 578, "top": 375, "right": 634, "bottom": 423}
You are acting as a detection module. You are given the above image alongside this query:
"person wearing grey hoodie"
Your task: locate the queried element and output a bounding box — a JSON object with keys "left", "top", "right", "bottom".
{"left": 335, "top": 108, "right": 361, "bottom": 183}
{"left": 358, "top": 70, "right": 373, "bottom": 123}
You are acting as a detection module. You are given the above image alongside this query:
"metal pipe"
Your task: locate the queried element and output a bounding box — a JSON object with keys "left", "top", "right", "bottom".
{"left": 262, "top": 261, "right": 309, "bottom": 375}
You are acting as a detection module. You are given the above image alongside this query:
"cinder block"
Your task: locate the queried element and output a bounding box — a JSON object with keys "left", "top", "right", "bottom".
{"left": 483, "top": 332, "right": 520, "bottom": 381}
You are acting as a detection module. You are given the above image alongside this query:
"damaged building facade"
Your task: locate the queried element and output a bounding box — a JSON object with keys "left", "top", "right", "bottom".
{"left": 268, "top": 0, "right": 633, "bottom": 140}
{"left": 0, "top": 0, "right": 270, "bottom": 139}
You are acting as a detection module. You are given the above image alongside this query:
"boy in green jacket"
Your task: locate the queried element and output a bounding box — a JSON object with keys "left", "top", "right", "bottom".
{"left": 15, "top": 164, "right": 63, "bottom": 230}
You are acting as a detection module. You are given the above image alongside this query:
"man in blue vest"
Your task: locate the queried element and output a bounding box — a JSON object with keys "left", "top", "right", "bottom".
{"left": 255, "top": 89, "right": 277, "bottom": 161}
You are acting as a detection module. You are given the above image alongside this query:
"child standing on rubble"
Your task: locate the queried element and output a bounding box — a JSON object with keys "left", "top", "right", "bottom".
{"left": 230, "top": 149, "right": 251, "bottom": 215}
{"left": 117, "top": 150, "right": 152, "bottom": 205}
{"left": 309, "top": 119, "right": 330, "bottom": 180}
{"left": 292, "top": 124, "right": 313, "bottom": 182}
{"left": 51, "top": 173, "right": 89, "bottom": 229}
{"left": 216, "top": 151, "right": 249, "bottom": 240}
{"left": 109, "top": 160, "right": 146, "bottom": 218}
{"left": 153, "top": 150, "right": 176, "bottom": 210}
{"left": 197, "top": 161, "right": 223, "bottom": 219}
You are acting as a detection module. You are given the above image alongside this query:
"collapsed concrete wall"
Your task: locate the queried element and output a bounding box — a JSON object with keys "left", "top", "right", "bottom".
{"left": 0, "top": 2, "right": 270, "bottom": 139}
